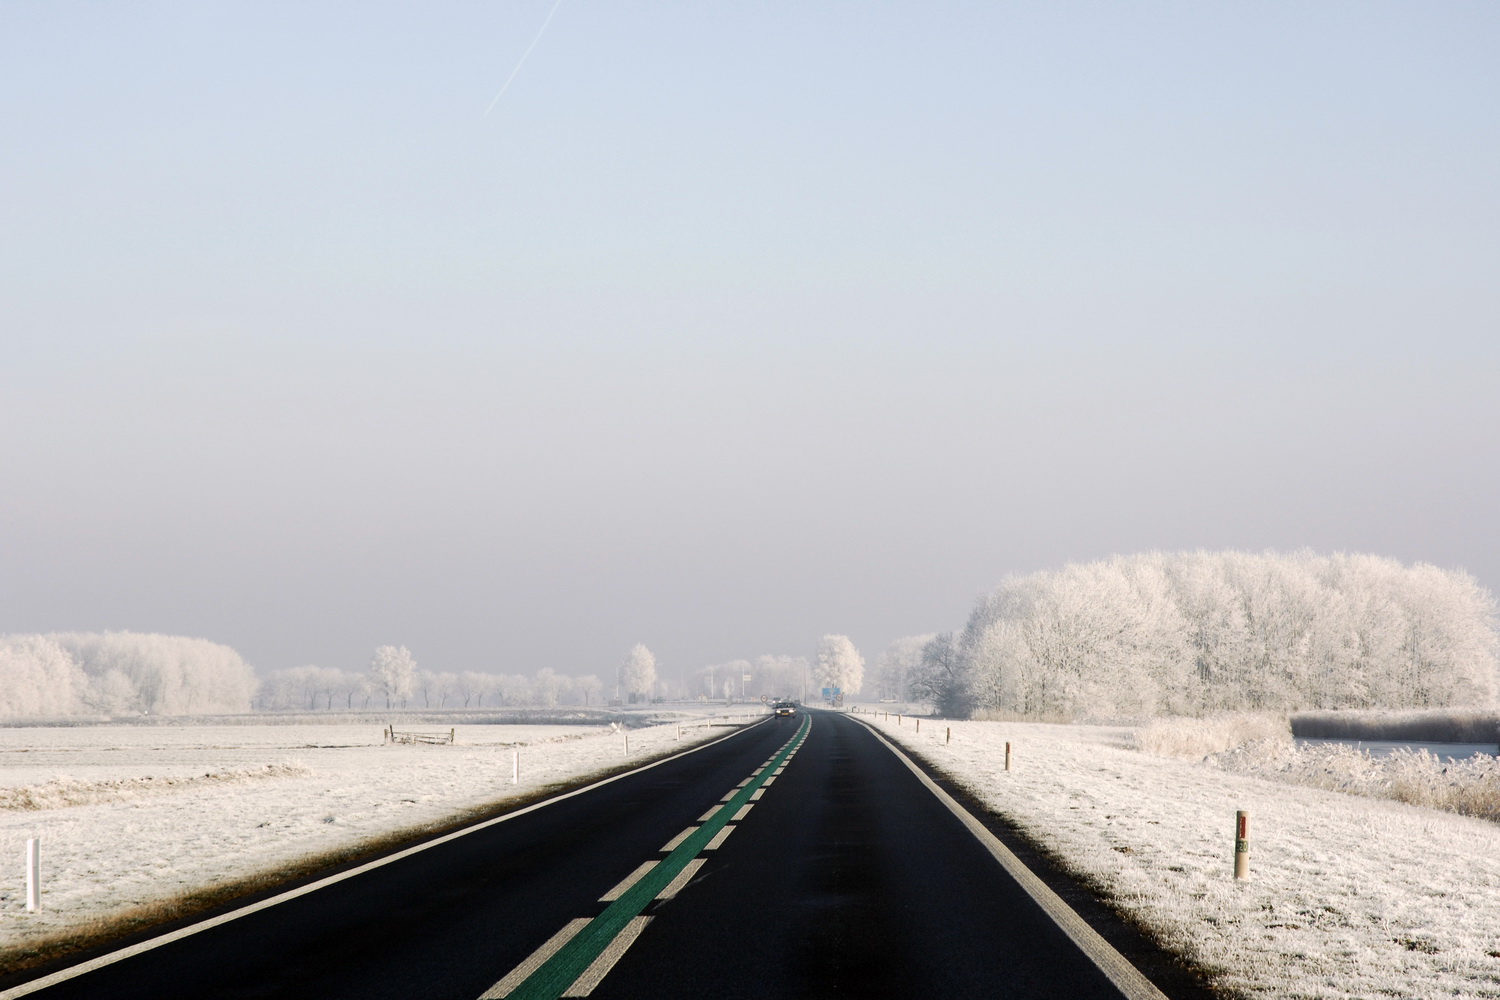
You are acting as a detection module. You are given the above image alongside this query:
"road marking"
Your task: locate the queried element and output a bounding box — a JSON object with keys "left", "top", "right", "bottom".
{"left": 481, "top": 919, "right": 590, "bottom": 998}
{"left": 749, "top": 787, "right": 766, "bottom": 800}
{"left": 761, "top": 775, "right": 776, "bottom": 786}
{"left": 719, "top": 789, "right": 738, "bottom": 801}
{"left": 0, "top": 717, "right": 775, "bottom": 1000}
{"left": 704, "top": 825, "right": 736, "bottom": 850}
{"left": 655, "top": 858, "right": 706, "bottom": 899}
{"left": 732, "top": 803, "right": 754, "bottom": 821}
{"left": 852, "top": 717, "right": 1169, "bottom": 1000}
{"left": 495, "top": 713, "right": 812, "bottom": 1000}
{"left": 560, "top": 916, "right": 652, "bottom": 997}
{"left": 660, "top": 826, "right": 698, "bottom": 851}
{"left": 735, "top": 777, "right": 752, "bottom": 787}
{"left": 698, "top": 804, "right": 722, "bottom": 822}
{"left": 599, "top": 861, "right": 658, "bottom": 902}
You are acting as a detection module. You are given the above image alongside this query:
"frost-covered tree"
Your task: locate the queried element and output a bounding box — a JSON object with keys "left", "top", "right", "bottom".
{"left": 814, "top": 635, "right": 864, "bottom": 698}
{"left": 620, "top": 644, "right": 657, "bottom": 703}
{"left": 370, "top": 645, "right": 416, "bottom": 709}
{"left": 948, "top": 551, "right": 1498, "bottom": 720}
{"left": 873, "top": 635, "right": 933, "bottom": 701}
{"left": 533, "top": 668, "right": 566, "bottom": 708}
{"left": 0, "top": 636, "right": 88, "bottom": 718}
{"left": 577, "top": 674, "right": 602, "bottom": 706}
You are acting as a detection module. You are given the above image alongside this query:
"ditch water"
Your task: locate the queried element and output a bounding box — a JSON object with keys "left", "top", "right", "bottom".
{"left": 1295, "top": 737, "right": 1499, "bottom": 761}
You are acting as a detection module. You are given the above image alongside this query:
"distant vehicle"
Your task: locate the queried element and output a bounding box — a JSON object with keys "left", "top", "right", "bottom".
{"left": 773, "top": 701, "right": 796, "bottom": 717}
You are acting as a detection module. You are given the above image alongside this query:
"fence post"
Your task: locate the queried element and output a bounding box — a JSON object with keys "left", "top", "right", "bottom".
{"left": 916, "top": 719, "right": 920, "bottom": 733}
{"left": 946, "top": 727, "right": 951, "bottom": 745}
{"left": 1005, "top": 741, "right": 1011, "bottom": 771}
{"left": 897, "top": 714, "right": 902, "bottom": 726}
{"left": 676, "top": 724, "right": 681, "bottom": 741}
{"left": 512, "top": 749, "right": 519, "bottom": 784}
{"left": 624, "top": 733, "right": 630, "bottom": 755}
{"left": 449, "top": 728, "right": 455, "bottom": 744}
{"left": 1234, "top": 810, "right": 1250, "bottom": 880}
{"left": 26, "top": 838, "right": 39, "bottom": 911}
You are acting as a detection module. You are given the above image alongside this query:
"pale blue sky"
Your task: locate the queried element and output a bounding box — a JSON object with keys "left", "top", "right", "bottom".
{"left": 2, "top": 2, "right": 1496, "bottom": 681}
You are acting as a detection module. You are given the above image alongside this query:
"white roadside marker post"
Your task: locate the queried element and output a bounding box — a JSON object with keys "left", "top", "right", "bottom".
{"left": 946, "top": 727, "right": 951, "bottom": 745}
{"left": 512, "top": 749, "right": 519, "bottom": 784}
{"left": 624, "top": 732, "right": 630, "bottom": 755}
{"left": 1005, "top": 741, "right": 1012, "bottom": 771}
{"left": 1234, "top": 810, "right": 1250, "bottom": 880}
{"left": 916, "top": 718, "right": 920, "bottom": 733}
{"left": 26, "top": 838, "right": 40, "bottom": 911}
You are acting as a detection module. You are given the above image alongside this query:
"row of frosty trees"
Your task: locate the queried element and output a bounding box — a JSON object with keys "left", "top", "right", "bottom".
{"left": 891, "top": 551, "right": 1498, "bottom": 719}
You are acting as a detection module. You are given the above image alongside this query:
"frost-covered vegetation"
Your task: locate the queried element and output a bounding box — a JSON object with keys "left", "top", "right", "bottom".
{"left": 909, "top": 551, "right": 1498, "bottom": 720}
{"left": 0, "top": 632, "right": 257, "bottom": 719}
{"left": 1208, "top": 739, "right": 1500, "bottom": 825}
{"left": 1133, "top": 713, "right": 1291, "bottom": 759}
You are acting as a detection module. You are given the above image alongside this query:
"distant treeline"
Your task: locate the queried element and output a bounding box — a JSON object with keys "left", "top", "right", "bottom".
{"left": 902, "top": 551, "right": 1498, "bottom": 719}
{"left": 0, "top": 632, "right": 258, "bottom": 718}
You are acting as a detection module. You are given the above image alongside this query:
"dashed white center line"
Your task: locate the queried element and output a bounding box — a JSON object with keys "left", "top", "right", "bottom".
{"left": 732, "top": 803, "right": 754, "bottom": 821}
{"left": 749, "top": 787, "right": 766, "bottom": 800}
{"left": 655, "top": 858, "right": 706, "bottom": 900}
{"left": 660, "top": 826, "right": 698, "bottom": 851}
{"left": 560, "top": 916, "right": 653, "bottom": 997}
{"left": 599, "top": 861, "right": 658, "bottom": 902}
{"left": 761, "top": 775, "right": 776, "bottom": 786}
{"left": 698, "top": 804, "right": 723, "bottom": 822}
{"left": 480, "top": 918, "right": 590, "bottom": 998}
{"left": 704, "top": 825, "right": 736, "bottom": 850}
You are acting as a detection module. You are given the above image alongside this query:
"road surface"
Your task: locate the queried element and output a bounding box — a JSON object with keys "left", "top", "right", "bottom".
{"left": 4, "top": 711, "right": 1202, "bottom": 999}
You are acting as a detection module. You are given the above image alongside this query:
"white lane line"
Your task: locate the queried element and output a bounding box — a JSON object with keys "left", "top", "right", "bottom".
{"left": 719, "top": 789, "right": 738, "bottom": 801}
{"left": 852, "top": 718, "right": 1169, "bottom": 1000}
{"left": 732, "top": 803, "right": 754, "bottom": 821}
{"left": 561, "top": 916, "right": 653, "bottom": 997}
{"left": 704, "top": 825, "right": 736, "bottom": 850}
{"left": 0, "top": 718, "right": 774, "bottom": 1000}
{"left": 599, "top": 861, "right": 658, "bottom": 902}
{"left": 735, "top": 777, "right": 752, "bottom": 787}
{"left": 655, "top": 857, "right": 706, "bottom": 900}
{"left": 660, "top": 826, "right": 698, "bottom": 851}
{"left": 698, "top": 804, "right": 723, "bottom": 822}
{"left": 481, "top": 918, "right": 591, "bottom": 998}
{"left": 761, "top": 775, "right": 776, "bottom": 786}
{"left": 749, "top": 787, "right": 766, "bottom": 800}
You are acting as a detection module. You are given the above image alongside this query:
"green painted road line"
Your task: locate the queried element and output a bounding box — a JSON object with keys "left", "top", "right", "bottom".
{"left": 504, "top": 714, "right": 811, "bottom": 1000}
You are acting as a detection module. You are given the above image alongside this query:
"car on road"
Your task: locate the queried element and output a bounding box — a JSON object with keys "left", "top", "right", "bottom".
{"left": 773, "top": 701, "right": 796, "bottom": 716}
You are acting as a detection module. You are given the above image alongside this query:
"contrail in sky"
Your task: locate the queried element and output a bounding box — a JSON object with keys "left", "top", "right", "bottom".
{"left": 484, "top": 0, "right": 565, "bottom": 116}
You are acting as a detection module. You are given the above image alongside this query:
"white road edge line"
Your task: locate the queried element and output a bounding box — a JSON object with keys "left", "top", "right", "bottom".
{"left": 599, "top": 861, "right": 658, "bottom": 902}
{"left": 851, "top": 717, "right": 1169, "bottom": 1000}
{"left": 0, "top": 718, "right": 771, "bottom": 1000}
{"left": 561, "top": 915, "right": 653, "bottom": 997}
{"left": 481, "top": 917, "right": 591, "bottom": 998}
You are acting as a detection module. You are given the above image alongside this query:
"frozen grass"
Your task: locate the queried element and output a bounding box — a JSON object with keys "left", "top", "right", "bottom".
{"left": 1133, "top": 713, "right": 1292, "bottom": 759}
{"left": 0, "top": 764, "right": 313, "bottom": 811}
{"left": 1209, "top": 740, "right": 1500, "bottom": 825}
{"left": 0, "top": 707, "right": 761, "bottom": 965}
{"left": 1292, "top": 709, "right": 1500, "bottom": 744}
{"left": 861, "top": 709, "right": 1500, "bottom": 1000}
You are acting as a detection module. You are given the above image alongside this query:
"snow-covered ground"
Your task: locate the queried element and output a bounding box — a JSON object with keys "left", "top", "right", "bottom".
{"left": 859, "top": 710, "right": 1500, "bottom": 1000}
{"left": 0, "top": 707, "right": 762, "bottom": 956}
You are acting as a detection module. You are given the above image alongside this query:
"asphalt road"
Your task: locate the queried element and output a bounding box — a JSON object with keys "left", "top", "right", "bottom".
{"left": 6, "top": 711, "right": 1184, "bottom": 999}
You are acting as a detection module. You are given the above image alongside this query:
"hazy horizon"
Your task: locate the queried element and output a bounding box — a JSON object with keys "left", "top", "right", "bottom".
{"left": 3, "top": 2, "right": 1496, "bottom": 679}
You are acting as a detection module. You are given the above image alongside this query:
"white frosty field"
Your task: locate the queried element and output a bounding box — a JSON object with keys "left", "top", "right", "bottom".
{"left": 860, "top": 711, "right": 1500, "bottom": 1000}
{"left": 0, "top": 710, "right": 757, "bottom": 956}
